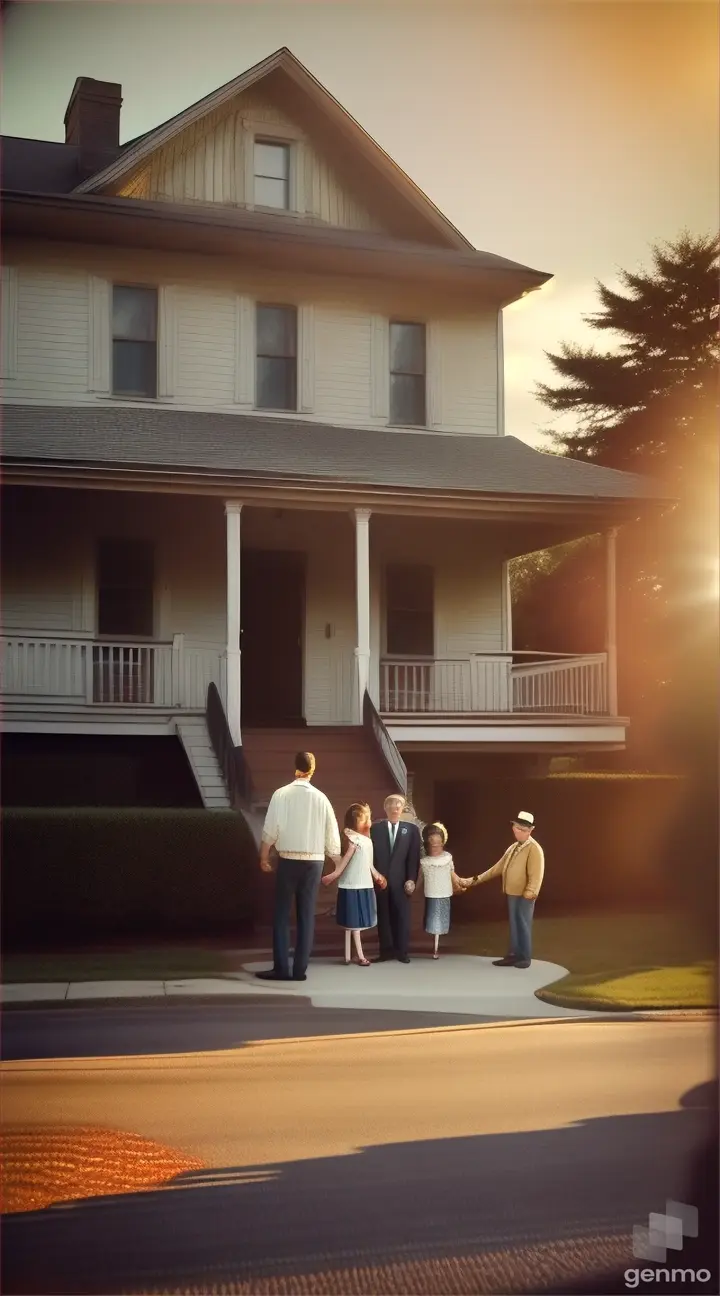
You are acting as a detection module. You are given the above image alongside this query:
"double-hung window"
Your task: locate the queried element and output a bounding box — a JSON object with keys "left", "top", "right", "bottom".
{"left": 112, "top": 285, "right": 158, "bottom": 399}
{"left": 389, "top": 321, "right": 426, "bottom": 426}
{"left": 256, "top": 304, "right": 297, "bottom": 411}
{"left": 254, "top": 140, "right": 291, "bottom": 210}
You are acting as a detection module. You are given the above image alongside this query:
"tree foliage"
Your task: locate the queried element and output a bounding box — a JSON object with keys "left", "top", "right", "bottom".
{"left": 513, "top": 233, "right": 719, "bottom": 768}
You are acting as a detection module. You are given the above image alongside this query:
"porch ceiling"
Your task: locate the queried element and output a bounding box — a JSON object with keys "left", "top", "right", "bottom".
{"left": 3, "top": 405, "right": 668, "bottom": 533}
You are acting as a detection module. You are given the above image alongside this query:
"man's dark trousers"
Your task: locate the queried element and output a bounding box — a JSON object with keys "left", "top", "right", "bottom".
{"left": 272, "top": 858, "right": 324, "bottom": 978}
{"left": 371, "top": 821, "right": 421, "bottom": 960}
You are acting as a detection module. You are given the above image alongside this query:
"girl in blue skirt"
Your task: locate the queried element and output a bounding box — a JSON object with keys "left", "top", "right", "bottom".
{"left": 418, "top": 822, "right": 469, "bottom": 958}
{"left": 322, "top": 802, "right": 387, "bottom": 966}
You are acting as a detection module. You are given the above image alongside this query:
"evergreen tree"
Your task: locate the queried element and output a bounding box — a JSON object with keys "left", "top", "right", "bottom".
{"left": 513, "top": 233, "right": 719, "bottom": 768}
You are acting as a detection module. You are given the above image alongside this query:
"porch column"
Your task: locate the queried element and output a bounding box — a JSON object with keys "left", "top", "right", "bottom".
{"left": 225, "top": 500, "right": 243, "bottom": 745}
{"left": 354, "top": 508, "right": 372, "bottom": 723}
{"left": 605, "top": 526, "right": 619, "bottom": 716}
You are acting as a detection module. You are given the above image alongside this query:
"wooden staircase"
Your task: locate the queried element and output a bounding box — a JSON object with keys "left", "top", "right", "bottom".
{"left": 242, "top": 724, "right": 405, "bottom": 924}
{"left": 241, "top": 726, "right": 398, "bottom": 823}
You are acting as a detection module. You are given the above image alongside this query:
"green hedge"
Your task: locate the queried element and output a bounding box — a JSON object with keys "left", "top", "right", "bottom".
{"left": 435, "top": 773, "right": 703, "bottom": 919}
{"left": 2, "top": 808, "right": 259, "bottom": 945}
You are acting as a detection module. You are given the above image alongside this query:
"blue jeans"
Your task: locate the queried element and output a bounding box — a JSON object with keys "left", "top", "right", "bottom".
{"left": 272, "top": 859, "right": 324, "bottom": 978}
{"left": 507, "top": 895, "right": 535, "bottom": 962}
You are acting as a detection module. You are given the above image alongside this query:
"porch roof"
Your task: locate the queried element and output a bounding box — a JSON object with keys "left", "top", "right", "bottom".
{"left": 2, "top": 405, "right": 666, "bottom": 507}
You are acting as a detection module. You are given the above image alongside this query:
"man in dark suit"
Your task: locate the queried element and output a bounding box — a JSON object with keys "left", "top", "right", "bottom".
{"left": 370, "top": 794, "right": 421, "bottom": 963}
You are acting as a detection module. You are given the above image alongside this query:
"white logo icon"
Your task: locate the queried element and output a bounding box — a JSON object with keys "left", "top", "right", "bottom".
{"left": 633, "top": 1200, "right": 699, "bottom": 1262}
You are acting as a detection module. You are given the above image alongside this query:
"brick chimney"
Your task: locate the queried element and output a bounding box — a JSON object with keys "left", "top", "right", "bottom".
{"left": 64, "top": 78, "right": 122, "bottom": 179}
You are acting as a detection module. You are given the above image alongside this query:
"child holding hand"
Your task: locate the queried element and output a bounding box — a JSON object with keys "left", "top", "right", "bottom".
{"left": 322, "top": 802, "right": 387, "bottom": 966}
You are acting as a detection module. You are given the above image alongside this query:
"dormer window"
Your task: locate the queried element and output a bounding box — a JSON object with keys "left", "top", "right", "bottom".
{"left": 254, "top": 140, "right": 290, "bottom": 210}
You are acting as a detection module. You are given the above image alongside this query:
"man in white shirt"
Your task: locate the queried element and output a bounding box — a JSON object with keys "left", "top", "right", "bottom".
{"left": 256, "top": 751, "right": 342, "bottom": 982}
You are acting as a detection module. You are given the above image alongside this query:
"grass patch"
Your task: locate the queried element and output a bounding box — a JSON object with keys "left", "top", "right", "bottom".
{"left": 1, "top": 945, "right": 241, "bottom": 985}
{"left": 539, "top": 962, "right": 716, "bottom": 1011}
{"left": 453, "top": 913, "right": 717, "bottom": 1011}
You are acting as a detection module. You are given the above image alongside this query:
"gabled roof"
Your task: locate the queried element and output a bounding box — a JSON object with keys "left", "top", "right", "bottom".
{"left": 73, "top": 47, "right": 474, "bottom": 251}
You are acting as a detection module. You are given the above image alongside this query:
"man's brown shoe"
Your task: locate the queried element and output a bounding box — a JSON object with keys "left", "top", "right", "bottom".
{"left": 492, "top": 956, "right": 518, "bottom": 966}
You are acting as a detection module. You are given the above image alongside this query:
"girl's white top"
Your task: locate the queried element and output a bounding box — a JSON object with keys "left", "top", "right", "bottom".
{"left": 339, "top": 829, "right": 375, "bottom": 890}
{"left": 420, "top": 851, "right": 455, "bottom": 899}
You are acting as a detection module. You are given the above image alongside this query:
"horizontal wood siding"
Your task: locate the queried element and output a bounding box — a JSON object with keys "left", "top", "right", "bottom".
{"left": 174, "top": 285, "right": 237, "bottom": 406}
{"left": 431, "top": 317, "right": 498, "bottom": 434}
{"left": 371, "top": 516, "right": 504, "bottom": 657}
{"left": 121, "top": 88, "right": 383, "bottom": 233}
{"left": 15, "top": 266, "right": 89, "bottom": 396}
{"left": 314, "top": 304, "right": 372, "bottom": 424}
{"left": 3, "top": 244, "right": 500, "bottom": 435}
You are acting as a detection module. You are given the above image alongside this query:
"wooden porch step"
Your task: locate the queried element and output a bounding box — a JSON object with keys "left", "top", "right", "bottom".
{"left": 176, "top": 716, "right": 232, "bottom": 811}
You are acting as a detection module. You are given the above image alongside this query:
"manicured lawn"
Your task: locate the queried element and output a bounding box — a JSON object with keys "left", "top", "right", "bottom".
{"left": 453, "top": 913, "right": 718, "bottom": 1010}
{"left": 1, "top": 946, "right": 239, "bottom": 985}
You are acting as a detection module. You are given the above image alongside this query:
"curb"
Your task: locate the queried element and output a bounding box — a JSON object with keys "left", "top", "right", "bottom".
{"left": 0, "top": 1014, "right": 669, "bottom": 1069}
{"left": 0, "top": 993, "right": 309, "bottom": 1011}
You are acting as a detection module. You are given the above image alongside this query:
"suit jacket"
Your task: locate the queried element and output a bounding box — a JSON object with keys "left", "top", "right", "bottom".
{"left": 371, "top": 819, "right": 421, "bottom": 887}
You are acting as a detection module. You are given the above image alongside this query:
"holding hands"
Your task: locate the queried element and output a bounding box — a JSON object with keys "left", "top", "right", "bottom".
{"left": 322, "top": 842, "right": 356, "bottom": 886}
{"left": 373, "top": 871, "right": 388, "bottom": 890}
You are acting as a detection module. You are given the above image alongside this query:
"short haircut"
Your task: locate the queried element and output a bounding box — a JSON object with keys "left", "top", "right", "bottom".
{"left": 294, "top": 751, "right": 315, "bottom": 775}
{"left": 384, "top": 794, "right": 405, "bottom": 809}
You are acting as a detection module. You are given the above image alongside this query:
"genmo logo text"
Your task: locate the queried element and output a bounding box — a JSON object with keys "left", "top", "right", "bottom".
{"left": 624, "top": 1268, "right": 712, "bottom": 1288}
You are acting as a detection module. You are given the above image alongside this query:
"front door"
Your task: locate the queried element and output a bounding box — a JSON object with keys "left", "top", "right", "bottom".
{"left": 241, "top": 550, "right": 305, "bottom": 726}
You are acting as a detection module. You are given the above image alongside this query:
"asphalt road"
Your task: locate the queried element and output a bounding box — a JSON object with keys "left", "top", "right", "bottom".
{"left": 1, "top": 998, "right": 499, "bottom": 1061}
{"left": 1, "top": 1016, "right": 717, "bottom": 1296}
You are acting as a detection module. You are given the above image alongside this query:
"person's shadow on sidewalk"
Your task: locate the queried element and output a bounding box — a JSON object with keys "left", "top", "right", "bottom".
{"left": 2, "top": 1086, "right": 717, "bottom": 1296}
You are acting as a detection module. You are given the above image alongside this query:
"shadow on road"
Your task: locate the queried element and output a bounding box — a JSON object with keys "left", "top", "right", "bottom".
{"left": 0, "top": 1000, "right": 501, "bottom": 1061}
{"left": 2, "top": 1091, "right": 717, "bottom": 1296}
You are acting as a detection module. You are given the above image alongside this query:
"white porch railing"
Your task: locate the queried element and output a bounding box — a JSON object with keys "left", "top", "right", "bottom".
{"left": 511, "top": 653, "right": 608, "bottom": 715}
{"left": 380, "top": 653, "right": 610, "bottom": 716}
{"left": 1, "top": 635, "right": 224, "bottom": 709}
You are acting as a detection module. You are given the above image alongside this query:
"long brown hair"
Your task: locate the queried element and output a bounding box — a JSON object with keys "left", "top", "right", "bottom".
{"left": 341, "top": 802, "right": 371, "bottom": 855}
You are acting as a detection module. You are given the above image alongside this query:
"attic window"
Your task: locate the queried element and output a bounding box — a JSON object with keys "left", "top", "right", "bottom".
{"left": 254, "top": 140, "right": 290, "bottom": 209}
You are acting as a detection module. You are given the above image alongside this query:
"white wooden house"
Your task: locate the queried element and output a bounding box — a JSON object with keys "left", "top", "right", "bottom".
{"left": 0, "top": 49, "right": 663, "bottom": 820}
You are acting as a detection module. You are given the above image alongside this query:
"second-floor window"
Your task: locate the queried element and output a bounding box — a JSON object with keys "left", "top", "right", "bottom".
{"left": 256, "top": 304, "right": 297, "bottom": 411}
{"left": 389, "top": 321, "right": 426, "bottom": 426}
{"left": 112, "top": 285, "right": 158, "bottom": 399}
{"left": 254, "top": 140, "right": 290, "bottom": 210}
{"left": 385, "top": 564, "right": 434, "bottom": 656}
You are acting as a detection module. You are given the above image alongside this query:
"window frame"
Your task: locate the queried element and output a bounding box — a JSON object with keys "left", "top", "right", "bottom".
{"left": 95, "top": 537, "right": 156, "bottom": 641}
{"left": 253, "top": 138, "right": 291, "bottom": 212}
{"left": 388, "top": 320, "right": 427, "bottom": 428}
{"left": 383, "top": 562, "right": 435, "bottom": 658}
{"left": 111, "top": 283, "right": 159, "bottom": 401}
{"left": 254, "top": 302, "right": 299, "bottom": 413}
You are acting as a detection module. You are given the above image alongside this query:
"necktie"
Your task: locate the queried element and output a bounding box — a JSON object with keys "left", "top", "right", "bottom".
{"left": 390, "top": 822, "right": 397, "bottom": 849}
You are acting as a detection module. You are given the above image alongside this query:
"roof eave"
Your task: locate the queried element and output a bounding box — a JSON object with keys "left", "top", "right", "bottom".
{"left": 2, "top": 191, "right": 551, "bottom": 300}
{"left": 1, "top": 455, "right": 670, "bottom": 513}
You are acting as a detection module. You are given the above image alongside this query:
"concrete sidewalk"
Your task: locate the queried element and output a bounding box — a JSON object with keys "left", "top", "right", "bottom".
{"left": 1, "top": 954, "right": 587, "bottom": 1018}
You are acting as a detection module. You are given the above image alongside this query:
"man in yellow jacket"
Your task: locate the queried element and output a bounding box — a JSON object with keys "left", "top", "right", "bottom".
{"left": 464, "top": 811, "right": 544, "bottom": 969}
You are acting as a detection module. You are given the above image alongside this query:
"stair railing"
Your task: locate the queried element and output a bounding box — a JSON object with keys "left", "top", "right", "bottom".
{"left": 206, "top": 682, "right": 255, "bottom": 812}
{"left": 363, "top": 688, "right": 407, "bottom": 797}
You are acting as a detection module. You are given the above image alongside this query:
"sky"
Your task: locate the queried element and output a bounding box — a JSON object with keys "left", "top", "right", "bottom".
{"left": 1, "top": 0, "right": 717, "bottom": 446}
